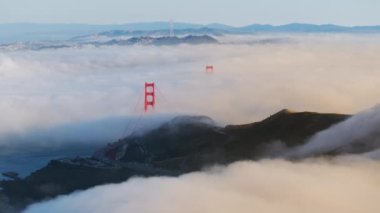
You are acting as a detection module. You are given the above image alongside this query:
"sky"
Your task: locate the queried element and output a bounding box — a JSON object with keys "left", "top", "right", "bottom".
{"left": 1, "top": 0, "right": 379, "bottom": 26}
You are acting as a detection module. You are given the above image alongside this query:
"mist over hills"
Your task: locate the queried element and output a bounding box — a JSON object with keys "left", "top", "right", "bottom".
{"left": 1, "top": 109, "right": 352, "bottom": 211}
{"left": 1, "top": 22, "right": 380, "bottom": 43}
{"left": 0, "top": 22, "right": 203, "bottom": 43}
{"left": 8, "top": 104, "right": 380, "bottom": 212}
{"left": 0, "top": 35, "right": 219, "bottom": 51}
{"left": 3, "top": 106, "right": 380, "bottom": 212}
{"left": 2, "top": 22, "right": 380, "bottom": 51}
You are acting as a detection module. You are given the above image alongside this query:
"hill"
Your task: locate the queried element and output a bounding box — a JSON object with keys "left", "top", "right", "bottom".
{"left": 95, "top": 35, "right": 218, "bottom": 46}
{"left": 0, "top": 109, "right": 349, "bottom": 211}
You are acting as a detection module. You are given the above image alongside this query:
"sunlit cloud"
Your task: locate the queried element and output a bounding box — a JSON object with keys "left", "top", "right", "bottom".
{"left": 0, "top": 34, "right": 380, "bottom": 149}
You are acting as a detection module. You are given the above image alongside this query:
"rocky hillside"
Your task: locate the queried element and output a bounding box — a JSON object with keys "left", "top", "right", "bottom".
{"left": 0, "top": 109, "right": 349, "bottom": 211}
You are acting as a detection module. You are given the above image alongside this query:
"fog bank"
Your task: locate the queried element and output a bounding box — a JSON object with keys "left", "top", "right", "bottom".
{"left": 24, "top": 157, "right": 380, "bottom": 213}
{"left": 289, "top": 104, "right": 380, "bottom": 158}
{"left": 1, "top": 34, "right": 380, "bottom": 148}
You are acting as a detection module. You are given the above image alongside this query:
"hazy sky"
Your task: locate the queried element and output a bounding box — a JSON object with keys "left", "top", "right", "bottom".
{"left": 1, "top": 0, "right": 379, "bottom": 26}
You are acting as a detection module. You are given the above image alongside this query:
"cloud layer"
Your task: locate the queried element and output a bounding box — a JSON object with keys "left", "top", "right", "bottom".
{"left": 22, "top": 95, "right": 380, "bottom": 212}
{"left": 1, "top": 34, "right": 380, "bottom": 148}
{"left": 24, "top": 157, "right": 380, "bottom": 213}
{"left": 2, "top": 34, "right": 379, "bottom": 212}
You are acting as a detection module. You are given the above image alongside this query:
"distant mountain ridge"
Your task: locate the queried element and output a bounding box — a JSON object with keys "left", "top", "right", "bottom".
{"left": 75, "top": 23, "right": 380, "bottom": 41}
{"left": 1, "top": 22, "right": 380, "bottom": 43}
{"left": 2, "top": 22, "right": 380, "bottom": 32}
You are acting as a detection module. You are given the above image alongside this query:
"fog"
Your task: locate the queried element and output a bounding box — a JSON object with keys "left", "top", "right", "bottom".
{"left": 24, "top": 156, "right": 380, "bottom": 213}
{"left": 1, "top": 34, "right": 380, "bottom": 150}
{"left": 289, "top": 104, "right": 380, "bottom": 158}
{"left": 22, "top": 93, "right": 380, "bottom": 212}
{"left": 0, "top": 33, "right": 379, "bottom": 212}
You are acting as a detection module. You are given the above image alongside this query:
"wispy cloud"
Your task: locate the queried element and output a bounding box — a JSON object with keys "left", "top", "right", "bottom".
{"left": 288, "top": 104, "right": 380, "bottom": 158}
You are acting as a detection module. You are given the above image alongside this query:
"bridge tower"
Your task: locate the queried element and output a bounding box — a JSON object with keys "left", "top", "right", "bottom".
{"left": 144, "top": 82, "right": 155, "bottom": 112}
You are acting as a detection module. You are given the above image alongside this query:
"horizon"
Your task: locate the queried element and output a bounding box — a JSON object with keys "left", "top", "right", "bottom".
{"left": 1, "top": 0, "right": 380, "bottom": 26}
{"left": 1, "top": 21, "right": 380, "bottom": 27}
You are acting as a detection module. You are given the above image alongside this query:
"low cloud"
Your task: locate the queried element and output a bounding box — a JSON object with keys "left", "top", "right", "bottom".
{"left": 0, "top": 114, "right": 173, "bottom": 155}
{"left": 5, "top": 34, "right": 380, "bottom": 212}
{"left": 1, "top": 34, "right": 380, "bottom": 157}
{"left": 288, "top": 104, "right": 380, "bottom": 158}
{"left": 24, "top": 157, "right": 380, "bottom": 213}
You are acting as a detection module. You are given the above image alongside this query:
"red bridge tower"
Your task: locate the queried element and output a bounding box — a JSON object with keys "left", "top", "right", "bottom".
{"left": 144, "top": 82, "right": 155, "bottom": 112}
{"left": 205, "top": 65, "right": 214, "bottom": 73}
